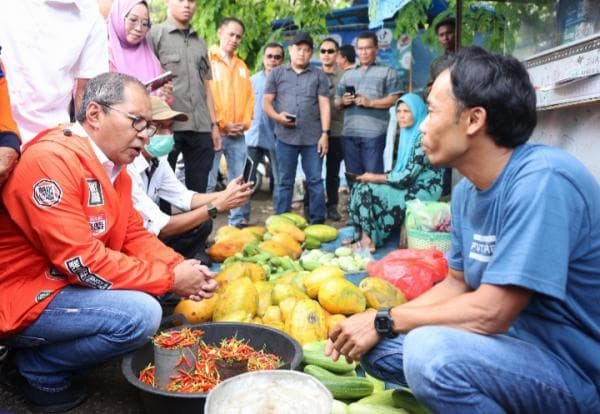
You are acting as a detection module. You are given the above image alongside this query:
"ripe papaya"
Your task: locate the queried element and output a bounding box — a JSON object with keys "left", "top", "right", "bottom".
{"left": 245, "top": 262, "right": 266, "bottom": 282}
{"left": 304, "top": 224, "right": 338, "bottom": 242}
{"left": 262, "top": 305, "right": 283, "bottom": 325}
{"left": 271, "top": 283, "right": 308, "bottom": 305}
{"left": 285, "top": 299, "right": 328, "bottom": 345}
{"left": 278, "top": 297, "right": 297, "bottom": 322}
{"left": 215, "top": 225, "right": 242, "bottom": 242}
{"left": 279, "top": 212, "right": 308, "bottom": 229}
{"left": 258, "top": 240, "right": 290, "bottom": 257}
{"left": 173, "top": 296, "right": 218, "bottom": 324}
{"left": 318, "top": 278, "right": 367, "bottom": 315}
{"left": 240, "top": 226, "right": 267, "bottom": 240}
{"left": 215, "top": 261, "right": 249, "bottom": 288}
{"left": 359, "top": 277, "right": 406, "bottom": 309}
{"left": 327, "top": 314, "right": 347, "bottom": 336}
{"left": 218, "top": 309, "right": 253, "bottom": 323}
{"left": 207, "top": 241, "right": 245, "bottom": 263}
{"left": 266, "top": 218, "right": 306, "bottom": 243}
{"left": 304, "top": 265, "right": 345, "bottom": 299}
{"left": 254, "top": 280, "right": 274, "bottom": 317}
{"left": 271, "top": 232, "right": 303, "bottom": 259}
{"left": 213, "top": 277, "right": 258, "bottom": 321}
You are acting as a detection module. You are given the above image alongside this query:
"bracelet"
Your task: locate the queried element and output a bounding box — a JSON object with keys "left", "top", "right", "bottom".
{"left": 321, "top": 130, "right": 330, "bottom": 135}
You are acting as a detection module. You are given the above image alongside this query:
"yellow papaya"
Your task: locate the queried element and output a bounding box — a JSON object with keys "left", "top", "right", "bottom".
{"left": 327, "top": 314, "right": 347, "bottom": 336}
{"left": 271, "top": 283, "right": 308, "bottom": 305}
{"left": 274, "top": 272, "right": 297, "bottom": 285}
{"left": 254, "top": 280, "right": 274, "bottom": 317}
{"left": 252, "top": 316, "right": 263, "bottom": 324}
{"left": 258, "top": 240, "right": 290, "bottom": 257}
{"left": 265, "top": 215, "right": 295, "bottom": 228}
{"left": 207, "top": 241, "right": 245, "bottom": 263}
{"left": 173, "top": 296, "right": 219, "bottom": 324}
{"left": 215, "top": 225, "right": 242, "bottom": 241}
{"left": 304, "top": 224, "right": 338, "bottom": 242}
{"left": 291, "top": 271, "right": 310, "bottom": 294}
{"left": 278, "top": 297, "right": 297, "bottom": 322}
{"left": 266, "top": 219, "right": 306, "bottom": 243}
{"left": 218, "top": 309, "right": 253, "bottom": 323}
{"left": 240, "top": 226, "right": 267, "bottom": 240}
{"left": 215, "top": 261, "right": 249, "bottom": 288}
{"left": 359, "top": 277, "right": 407, "bottom": 309}
{"left": 263, "top": 305, "right": 283, "bottom": 325}
{"left": 304, "top": 265, "right": 345, "bottom": 299}
{"left": 279, "top": 212, "right": 308, "bottom": 229}
{"left": 271, "top": 232, "right": 303, "bottom": 259}
{"left": 318, "top": 278, "right": 367, "bottom": 315}
{"left": 245, "top": 262, "right": 266, "bottom": 282}
{"left": 213, "top": 277, "right": 258, "bottom": 321}
{"left": 285, "top": 299, "right": 328, "bottom": 346}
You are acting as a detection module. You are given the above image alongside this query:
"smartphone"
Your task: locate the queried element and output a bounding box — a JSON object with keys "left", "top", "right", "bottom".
{"left": 242, "top": 156, "right": 255, "bottom": 183}
{"left": 285, "top": 113, "right": 297, "bottom": 122}
{"left": 144, "top": 71, "right": 176, "bottom": 92}
{"left": 345, "top": 172, "right": 358, "bottom": 182}
{"left": 345, "top": 85, "right": 356, "bottom": 96}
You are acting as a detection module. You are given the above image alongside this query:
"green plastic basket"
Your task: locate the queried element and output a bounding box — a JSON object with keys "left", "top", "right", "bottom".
{"left": 407, "top": 228, "right": 451, "bottom": 252}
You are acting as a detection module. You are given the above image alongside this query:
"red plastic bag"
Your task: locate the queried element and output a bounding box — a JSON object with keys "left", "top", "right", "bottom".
{"left": 366, "top": 248, "right": 448, "bottom": 300}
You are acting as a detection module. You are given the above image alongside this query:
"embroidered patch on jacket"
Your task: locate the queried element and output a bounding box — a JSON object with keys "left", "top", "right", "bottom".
{"left": 46, "top": 267, "right": 67, "bottom": 280}
{"left": 469, "top": 234, "right": 496, "bottom": 263}
{"left": 32, "top": 179, "right": 62, "bottom": 208}
{"left": 86, "top": 179, "right": 104, "bottom": 206}
{"left": 65, "top": 256, "right": 112, "bottom": 289}
{"left": 88, "top": 214, "right": 107, "bottom": 236}
{"left": 35, "top": 290, "right": 54, "bottom": 303}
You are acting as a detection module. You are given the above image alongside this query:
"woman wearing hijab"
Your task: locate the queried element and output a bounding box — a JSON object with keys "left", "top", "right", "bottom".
{"left": 348, "top": 93, "right": 444, "bottom": 251}
{"left": 107, "top": 0, "right": 171, "bottom": 99}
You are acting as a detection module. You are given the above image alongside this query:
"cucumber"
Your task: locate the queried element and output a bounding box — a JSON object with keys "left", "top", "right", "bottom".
{"left": 302, "top": 349, "right": 357, "bottom": 374}
{"left": 358, "top": 389, "right": 395, "bottom": 406}
{"left": 392, "top": 388, "right": 431, "bottom": 414}
{"left": 365, "top": 372, "right": 385, "bottom": 392}
{"left": 348, "top": 403, "right": 409, "bottom": 414}
{"left": 302, "top": 340, "right": 328, "bottom": 353}
{"left": 304, "top": 364, "right": 374, "bottom": 400}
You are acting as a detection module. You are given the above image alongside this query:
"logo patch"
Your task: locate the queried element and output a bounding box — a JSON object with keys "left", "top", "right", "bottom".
{"left": 32, "top": 179, "right": 62, "bottom": 208}
{"left": 65, "top": 256, "right": 112, "bottom": 290}
{"left": 35, "top": 290, "right": 54, "bottom": 303}
{"left": 469, "top": 234, "right": 496, "bottom": 263}
{"left": 86, "top": 179, "right": 104, "bottom": 206}
{"left": 88, "top": 214, "right": 107, "bottom": 236}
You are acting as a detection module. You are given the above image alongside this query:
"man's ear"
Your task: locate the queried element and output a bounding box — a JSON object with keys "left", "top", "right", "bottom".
{"left": 465, "top": 106, "right": 487, "bottom": 136}
{"left": 85, "top": 102, "right": 104, "bottom": 130}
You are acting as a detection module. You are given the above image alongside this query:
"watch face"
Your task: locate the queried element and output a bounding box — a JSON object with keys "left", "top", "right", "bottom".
{"left": 375, "top": 315, "right": 392, "bottom": 333}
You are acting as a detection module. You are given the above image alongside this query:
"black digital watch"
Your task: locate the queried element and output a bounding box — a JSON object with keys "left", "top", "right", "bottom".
{"left": 374, "top": 307, "right": 396, "bottom": 338}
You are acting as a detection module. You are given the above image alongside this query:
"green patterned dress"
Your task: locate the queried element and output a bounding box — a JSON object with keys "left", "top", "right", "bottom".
{"left": 349, "top": 135, "right": 444, "bottom": 247}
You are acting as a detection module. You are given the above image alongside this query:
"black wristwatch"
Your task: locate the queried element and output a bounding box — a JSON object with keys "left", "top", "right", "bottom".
{"left": 321, "top": 130, "right": 330, "bottom": 135}
{"left": 374, "top": 308, "right": 396, "bottom": 338}
{"left": 207, "top": 202, "right": 218, "bottom": 219}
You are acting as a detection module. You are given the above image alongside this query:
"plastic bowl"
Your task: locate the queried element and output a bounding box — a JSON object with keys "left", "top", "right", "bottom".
{"left": 121, "top": 322, "right": 303, "bottom": 414}
{"left": 205, "top": 370, "right": 332, "bottom": 414}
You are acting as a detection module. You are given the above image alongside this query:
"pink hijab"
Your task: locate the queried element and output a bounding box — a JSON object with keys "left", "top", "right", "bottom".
{"left": 107, "top": 0, "right": 162, "bottom": 83}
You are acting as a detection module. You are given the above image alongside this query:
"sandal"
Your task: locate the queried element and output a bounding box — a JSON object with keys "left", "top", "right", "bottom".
{"left": 351, "top": 241, "right": 376, "bottom": 254}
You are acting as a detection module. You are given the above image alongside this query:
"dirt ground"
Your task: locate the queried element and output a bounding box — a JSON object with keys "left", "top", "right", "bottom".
{"left": 0, "top": 183, "right": 351, "bottom": 414}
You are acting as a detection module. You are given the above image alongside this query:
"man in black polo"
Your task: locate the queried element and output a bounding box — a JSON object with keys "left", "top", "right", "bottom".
{"left": 263, "top": 32, "right": 331, "bottom": 224}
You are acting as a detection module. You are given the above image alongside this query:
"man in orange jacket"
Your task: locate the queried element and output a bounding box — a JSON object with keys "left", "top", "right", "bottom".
{"left": 0, "top": 53, "right": 20, "bottom": 186}
{"left": 0, "top": 72, "right": 217, "bottom": 412}
{"left": 206, "top": 17, "right": 255, "bottom": 227}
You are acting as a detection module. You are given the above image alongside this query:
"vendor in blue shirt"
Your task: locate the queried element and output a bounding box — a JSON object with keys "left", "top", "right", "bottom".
{"left": 326, "top": 46, "right": 600, "bottom": 413}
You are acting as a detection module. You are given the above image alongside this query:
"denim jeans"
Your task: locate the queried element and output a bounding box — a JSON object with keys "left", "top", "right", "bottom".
{"left": 341, "top": 134, "right": 386, "bottom": 175}
{"left": 275, "top": 140, "right": 325, "bottom": 222}
{"left": 361, "top": 326, "right": 592, "bottom": 413}
{"left": 207, "top": 135, "right": 247, "bottom": 226}
{"left": 240, "top": 146, "right": 279, "bottom": 221}
{"left": 7, "top": 286, "right": 162, "bottom": 391}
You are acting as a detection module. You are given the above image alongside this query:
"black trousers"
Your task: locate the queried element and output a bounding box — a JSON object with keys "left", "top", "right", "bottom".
{"left": 168, "top": 131, "right": 214, "bottom": 193}
{"left": 326, "top": 136, "right": 344, "bottom": 207}
{"left": 160, "top": 220, "right": 213, "bottom": 265}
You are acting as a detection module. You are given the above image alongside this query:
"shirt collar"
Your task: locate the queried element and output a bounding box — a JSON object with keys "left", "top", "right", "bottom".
{"left": 130, "top": 153, "right": 150, "bottom": 175}
{"left": 71, "top": 123, "right": 122, "bottom": 183}
{"left": 165, "top": 17, "right": 196, "bottom": 35}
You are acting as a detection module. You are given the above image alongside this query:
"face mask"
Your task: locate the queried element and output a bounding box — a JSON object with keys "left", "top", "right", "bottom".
{"left": 145, "top": 134, "right": 174, "bottom": 158}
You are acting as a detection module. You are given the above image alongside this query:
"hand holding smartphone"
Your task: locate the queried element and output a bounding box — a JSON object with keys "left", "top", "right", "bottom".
{"left": 345, "top": 85, "right": 356, "bottom": 96}
{"left": 242, "top": 156, "right": 255, "bottom": 184}
{"left": 144, "top": 71, "right": 176, "bottom": 92}
{"left": 285, "top": 113, "right": 297, "bottom": 122}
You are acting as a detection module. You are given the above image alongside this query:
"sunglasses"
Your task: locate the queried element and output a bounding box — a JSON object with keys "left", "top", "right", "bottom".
{"left": 320, "top": 48, "right": 336, "bottom": 54}
{"left": 266, "top": 54, "right": 282, "bottom": 60}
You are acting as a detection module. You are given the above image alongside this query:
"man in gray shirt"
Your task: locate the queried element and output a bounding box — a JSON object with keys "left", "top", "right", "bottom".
{"left": 148, "top": 0, "right": 221, "bottom": 194}
{"left": 263, "top": 32, "right": 330, "bottom": 224}
{"left": 335, "top": 31, "right": 402, "bottom": 176}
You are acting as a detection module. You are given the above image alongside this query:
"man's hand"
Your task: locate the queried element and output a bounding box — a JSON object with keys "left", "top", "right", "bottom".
{"left": 0, "top": 147, "right": 19, "bottom": 186}
{"left": 158, "top": 80, "right": 174, "bottom": 103}
{"left": 354, "top": 94, "right": 371, "bottom": 108}
{"left": 213, "top": 176, "right": 253, "bottom": 211}
{"left": 317, "top": 133, "right": 329, "bottom": 157}
{"left": 326, "top": 311, "right": 380, "bottom": 362}
{"left": 356, "top": 172, "right": 386, "bottom": 184}
{"left": 224, "top": 122, "right": 245, "bottom": 136}
{"left": 172, "top": 259, "right": 217, "bottom": 300}
{"left": 211, "top": 128, "right": 222, "bottom": 152}
{"left": 277, "top": 112, "right": 296, "bottom": 128}
{"left": 341, "top": 92, "right": 355, "bottom": 107}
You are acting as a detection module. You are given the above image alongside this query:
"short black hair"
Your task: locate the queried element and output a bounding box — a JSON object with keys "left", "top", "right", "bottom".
{"left": 264, "top": 42, "right": 284, "bottom": 57}
{"left": 435, "top": 17, "right": 456, "bottom": 34}
{"left": 339, "top": 45, "right": 356, "bottom": 64}
{"left": 220, "top": 17, "right": 245, "bottom": 34}
{"left": 449, "top": 46, "right": 537, "bottom": 148}
{"left": 319, "top": 37, "right": 340, "bottom": 50}
{"left": 357, "top": 31, "right": 378, "bottom": 47}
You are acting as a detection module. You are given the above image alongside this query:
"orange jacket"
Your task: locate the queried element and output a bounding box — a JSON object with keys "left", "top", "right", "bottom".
{"left": 0, "top": 61, "right": 20, "bottom": 140}
{"left": 208, "top": 45, "right": 254, "bottom": 133}
{"left": 0, "top": 128, "right": 183, "bottom": 337}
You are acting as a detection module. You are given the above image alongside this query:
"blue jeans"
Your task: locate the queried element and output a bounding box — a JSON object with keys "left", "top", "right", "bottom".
{"left": 207, "top": 135, "right": 247, "bottom": 226}
{"left": 361, "top": 326, "right": 593, "bottom": 413}
{"left": 275, "top": 140, "right": 325, "bottom": 222}
{"left": 7, "top": 286, "right": 161, "bottom": 391}
{"left": 240, "top": 146, "right": 279, "bottom": 221}
{"left": 341, "top": 134, "right": 386, "bottom": 175}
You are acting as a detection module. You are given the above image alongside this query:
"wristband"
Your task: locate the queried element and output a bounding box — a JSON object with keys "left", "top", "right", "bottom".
{"left": 321, "top": 130, "right": 330, "bottom": 135}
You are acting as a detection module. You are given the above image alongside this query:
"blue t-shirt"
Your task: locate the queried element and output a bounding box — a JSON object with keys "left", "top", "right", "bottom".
{"left": 448, "top": 144, "right": 600, "bottom": 409}
{"left": 245, "top": 70, "right": 276, "bottom": 150}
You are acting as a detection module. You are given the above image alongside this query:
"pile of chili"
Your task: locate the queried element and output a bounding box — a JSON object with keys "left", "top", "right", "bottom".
{"left": 152, "top": 328, "right": 204, "bottom": 349}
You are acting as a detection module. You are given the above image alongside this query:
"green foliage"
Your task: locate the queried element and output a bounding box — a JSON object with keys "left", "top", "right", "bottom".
{"left": 393, "top": 0, "right": 556, "bottom": 54}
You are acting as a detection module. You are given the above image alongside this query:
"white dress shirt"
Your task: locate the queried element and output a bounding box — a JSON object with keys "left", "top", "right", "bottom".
{"left": 71, "top": 123, "right": 121, "bottom": 183}
{"left": 128, "top": 154, "right": 195, "bottom": 235}
{"left": 0, "top": 0, "right": 108, "bottom": 143}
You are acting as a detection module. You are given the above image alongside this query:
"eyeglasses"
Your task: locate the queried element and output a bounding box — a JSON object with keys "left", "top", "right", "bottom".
{"left": 125, "top": 16, "right": 150, "bottom": 31}
{"left": 265, "top": 54, "right": 282, "bottom": 60}
{"left": 320, "top": 48, "right": 336, "bottom": 54}
{"left": 98, "top": 103, "right": 157, "bottom": 137}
